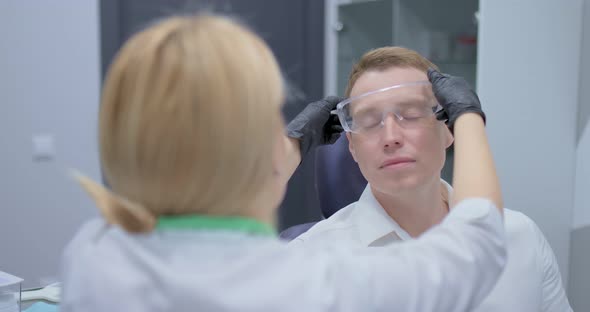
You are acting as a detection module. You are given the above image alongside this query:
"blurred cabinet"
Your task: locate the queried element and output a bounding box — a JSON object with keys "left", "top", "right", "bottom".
{"left": 334, "top": 0, "right": 478, "bottom": 92}
{"left": 336, "top": 0, "right": 393, "bottom": 95}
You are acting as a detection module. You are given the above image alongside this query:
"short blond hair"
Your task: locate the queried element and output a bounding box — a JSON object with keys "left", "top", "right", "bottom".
{"left": 76, "top": 15, "right": 284, "bottom": 232}
{"left": 345, "top": 47, "right": 439, "bottom": 96}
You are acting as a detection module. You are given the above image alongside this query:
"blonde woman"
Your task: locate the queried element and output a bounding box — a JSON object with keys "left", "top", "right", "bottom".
{"left": 60, "top": 15, "right": 506, "bottom": 312}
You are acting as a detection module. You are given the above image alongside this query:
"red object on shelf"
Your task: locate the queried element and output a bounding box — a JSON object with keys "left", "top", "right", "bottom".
{"left": 457, "top": 35, "right": 477, "bottom": 45}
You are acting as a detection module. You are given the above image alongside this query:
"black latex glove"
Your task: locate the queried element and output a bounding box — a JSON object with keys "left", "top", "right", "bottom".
{"left": 286, "top": 96, "right": 344, "bottom": 160}
{"left": 428, "top": 68, "right": 486, "bottom": 130}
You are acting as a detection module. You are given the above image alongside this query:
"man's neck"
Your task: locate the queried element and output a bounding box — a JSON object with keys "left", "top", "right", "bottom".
{"left": 371, "top": 178, "right": 448, "bottom": 238}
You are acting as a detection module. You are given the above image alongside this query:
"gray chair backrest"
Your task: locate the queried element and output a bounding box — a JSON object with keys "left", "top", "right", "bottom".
{"left": 280, "top": 135, "right": 367, "bottom": 240}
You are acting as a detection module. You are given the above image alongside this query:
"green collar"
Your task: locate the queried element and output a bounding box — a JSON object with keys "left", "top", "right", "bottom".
{"left": 156, "top": 215, "right": 277, "bottom": 237}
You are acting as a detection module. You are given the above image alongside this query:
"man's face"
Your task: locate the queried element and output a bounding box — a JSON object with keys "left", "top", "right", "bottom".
{"left": 347, "top": 66, "right": 453, "bottom": 195}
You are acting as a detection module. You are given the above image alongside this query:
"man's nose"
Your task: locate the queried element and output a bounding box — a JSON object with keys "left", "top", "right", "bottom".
{"left": 381, "top": 113, "right": 404, "bottom": 149}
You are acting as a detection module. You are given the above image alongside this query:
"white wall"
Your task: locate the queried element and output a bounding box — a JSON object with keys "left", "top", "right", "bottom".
{"left": 477, "top": 0, "right": 583, "bottom": 284}
{"left": 569, "top": 1, "right": 590, "bottom": 308}
{"left": 0, "top": 1, "right": 101, "bottom": 287}
{"left": 573, "top": 0, "right": 590, "bottom": 230}
{"left": 573, "top": 91, "right": 590, "bottom": 230}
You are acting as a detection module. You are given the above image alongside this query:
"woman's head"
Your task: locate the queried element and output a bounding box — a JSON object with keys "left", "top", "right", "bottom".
{"left": 79, "top": 15, "right": 286, "bottom": 232}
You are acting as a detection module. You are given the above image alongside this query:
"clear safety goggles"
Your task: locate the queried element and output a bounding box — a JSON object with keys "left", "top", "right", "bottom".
{"left": 331, "top": 81, "right": 444, "bottom": 135}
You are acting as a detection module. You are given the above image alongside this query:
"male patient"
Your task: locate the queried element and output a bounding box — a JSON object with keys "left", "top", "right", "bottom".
{"left": 292, "top": 47, "right": 571, "bottom": 312}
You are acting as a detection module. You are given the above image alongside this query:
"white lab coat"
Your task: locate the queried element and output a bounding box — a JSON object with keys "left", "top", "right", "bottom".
{"left": 60, "top": 198, "right": 505, "bottom": 312}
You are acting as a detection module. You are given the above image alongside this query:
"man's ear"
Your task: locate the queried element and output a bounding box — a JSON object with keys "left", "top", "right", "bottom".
{"left": 443, "top": 125, "right": 454, "bottom": 149}
{"left": 271, "top": 132, "right": 288, "bottom": 179}
{"left": 346, "top": 132, "right": 358, "bottom": 162}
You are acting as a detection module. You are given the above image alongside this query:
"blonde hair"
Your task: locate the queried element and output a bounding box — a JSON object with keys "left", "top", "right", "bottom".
{"left": 345, "top": 47, "right": 439, "bottom": 96}
{"left": 76, "top": 15, "right": 284, "bottom": 232}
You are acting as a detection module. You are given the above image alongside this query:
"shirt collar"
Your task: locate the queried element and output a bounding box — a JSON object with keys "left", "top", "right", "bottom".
{"left": 352, "top": 179, "right": 453, "bottom": 246}
{"left": 156, "top": 215, "right": 277, "bottom": 237}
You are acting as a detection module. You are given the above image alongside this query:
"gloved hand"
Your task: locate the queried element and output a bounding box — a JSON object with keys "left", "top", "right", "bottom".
{"left": 427, "top": 68, "right": 486, "bottom": 130}
{"left": 286, "top": 96, "right": 344, "bottom": 160}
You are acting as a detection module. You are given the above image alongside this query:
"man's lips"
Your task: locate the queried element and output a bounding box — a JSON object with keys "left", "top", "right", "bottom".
{"left": 379, "top": 157, "right": 416, "bottom": 169}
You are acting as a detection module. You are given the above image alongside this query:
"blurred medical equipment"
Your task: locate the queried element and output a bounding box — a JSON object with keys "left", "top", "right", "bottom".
{"left": 0, "top": 271, "right": 22, "bottom": 312}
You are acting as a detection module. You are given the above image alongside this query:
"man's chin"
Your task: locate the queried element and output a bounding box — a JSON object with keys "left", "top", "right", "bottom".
{"left": 371, "top": 176, "right": 422, "bottom": 195}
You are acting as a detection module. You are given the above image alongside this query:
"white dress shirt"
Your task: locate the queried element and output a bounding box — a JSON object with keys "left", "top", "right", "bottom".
{"left": 60, "top": 198, "right": 505, "bottom": 312}
{"left": 293, "top": 182, "right": 572, "bottom": 312}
